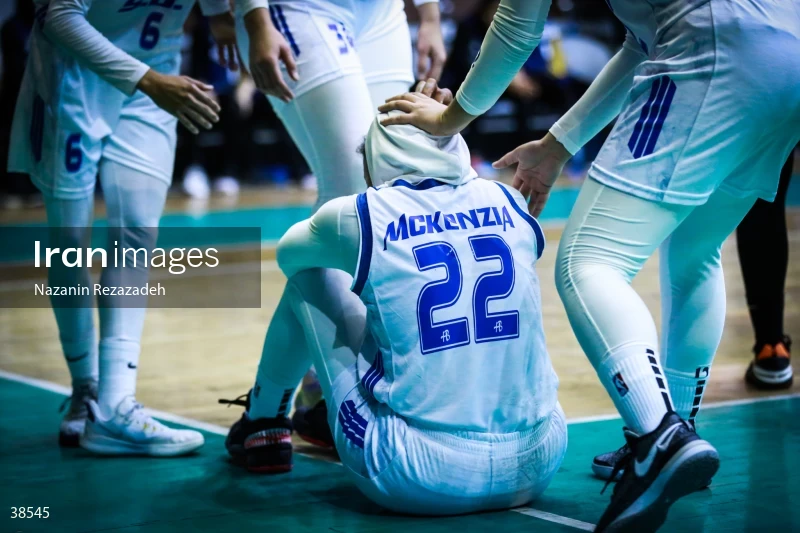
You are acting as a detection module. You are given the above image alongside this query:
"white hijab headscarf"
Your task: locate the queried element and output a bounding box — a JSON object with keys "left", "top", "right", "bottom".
{"left": 364, "top": 111, "right": 477, "bottom": 188}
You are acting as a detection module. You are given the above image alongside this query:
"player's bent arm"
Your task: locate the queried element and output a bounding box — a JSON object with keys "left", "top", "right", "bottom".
{"left": 44, "top": 0, "right": 150, "bottom": 96}
{"left": 548, "top": 32, "right": 647, "bottom": 155}
{"left": 276, "top": 196, "right": 360, "bottom": 279}
{"left": 454, "top": 0, "right": 552, "bottom": 118}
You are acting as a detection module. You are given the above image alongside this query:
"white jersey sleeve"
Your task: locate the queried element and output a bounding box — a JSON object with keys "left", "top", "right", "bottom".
{"left": 276, "top": 195, "right": 360, "bottom": 279}
{"left": 43, "top": 0, "right": 150, "bottom": 96}
{"left": 549, "top": 31, "right": 647, "bottom": 155}
{"left": 454, "top": 0, "right": 552, "bottom": 117}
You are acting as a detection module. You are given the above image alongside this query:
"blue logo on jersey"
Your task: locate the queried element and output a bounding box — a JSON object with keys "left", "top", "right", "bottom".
{"left": 119, "top": 0, "right": 183, "bottom": 13}
{"left": 383, "top": 206, "right": 515, "bottom": 250}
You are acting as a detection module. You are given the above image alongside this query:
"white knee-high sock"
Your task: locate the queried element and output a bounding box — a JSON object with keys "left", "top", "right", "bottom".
{"left": 595, "top": 345, "right": 674, "bottom": 434}
{"left": 664, "top": 367, "right": 709, "bottom": 427}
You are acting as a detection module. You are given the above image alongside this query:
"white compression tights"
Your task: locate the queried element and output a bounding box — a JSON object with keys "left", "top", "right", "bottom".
{"left": 44, "top": 160, "right": 168, "bottom": 411}
{"left": 555, "top": 178, "right": 755, "bottom": 433}
{"left": 270, "top": 77, "right": 410, "bottom": 212}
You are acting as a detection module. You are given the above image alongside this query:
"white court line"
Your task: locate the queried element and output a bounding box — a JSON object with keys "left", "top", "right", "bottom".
{"left": 512, "top": 507, "right": 594, "bottom": 531}
{"left": 2, "top": 368, "right": 799, "bottom": 531}
{"left": 0, "top": 368, "right": 231, "bottom": 435}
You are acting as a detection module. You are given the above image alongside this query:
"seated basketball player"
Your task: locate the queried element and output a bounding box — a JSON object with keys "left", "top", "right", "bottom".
{"left": 221, "top": 101, "right": 567, "bottom": 515}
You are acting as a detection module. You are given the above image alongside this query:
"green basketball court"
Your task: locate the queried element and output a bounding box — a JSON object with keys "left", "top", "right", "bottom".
{"left": 1, "top": 372, "right": 798, "bottom": 533}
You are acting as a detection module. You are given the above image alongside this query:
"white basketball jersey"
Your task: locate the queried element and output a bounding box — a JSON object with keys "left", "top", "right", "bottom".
{"left": 352, "top": 178, "right": 559, "bottom": 434}
{"left": 605, "top": 0, "right": 710, "bottom": 56}
{"left": 34, "top": 0, "right": 195, "bottom": 64}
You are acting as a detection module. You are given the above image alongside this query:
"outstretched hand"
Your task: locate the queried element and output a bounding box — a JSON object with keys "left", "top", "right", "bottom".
{"left": 208, "top": 12, "right": 240, "bottom": 71}
{"left": 243, "top": 8, "right": 299, "bottom": 102}
{"left": 493, "top": 133, "right": 572, "bottom": 217}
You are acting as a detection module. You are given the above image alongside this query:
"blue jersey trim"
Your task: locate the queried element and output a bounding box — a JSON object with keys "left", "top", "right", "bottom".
{"left": 352, "top": 192, "right": 372, "bottom": 296}
{"left": 360, "top": 351, "right": 384, "bottom": 399}
{"left": 337, "top": 400, "right": 366, "bottom": 449}
{"left": 391, "top": 178, "right": 449, "bottom": 191}
{"left": 494, "top": 182, "right": 545, "bottom": 259}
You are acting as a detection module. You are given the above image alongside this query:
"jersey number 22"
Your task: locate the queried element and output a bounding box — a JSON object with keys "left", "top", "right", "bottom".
{"left": 414, "top": 234, "right": 519, "bottom": 354}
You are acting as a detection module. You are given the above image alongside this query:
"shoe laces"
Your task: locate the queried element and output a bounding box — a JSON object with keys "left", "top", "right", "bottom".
{"left": 120, "top": 401, "right": 167, "bottom": 433}
{"left": 218, "top": 392, "right": 249, "bottom": 408}
{"left": 602, "top": 446, "right": 633, "bottom": 495}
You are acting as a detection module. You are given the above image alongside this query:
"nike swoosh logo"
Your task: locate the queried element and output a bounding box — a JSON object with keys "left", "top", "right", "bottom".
{"left": 634, "top": 423, "right": 682, "bottom": 477}
{"left": 65, "top": 352, "right": 88, "bottom": 363}
{"left": 127, "top": 362, "right": 137, "bottom": 369}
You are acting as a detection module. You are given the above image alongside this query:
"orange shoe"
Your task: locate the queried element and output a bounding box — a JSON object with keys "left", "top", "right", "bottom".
{"left": 745, "top": 336, "right": 793, "bottom": 389}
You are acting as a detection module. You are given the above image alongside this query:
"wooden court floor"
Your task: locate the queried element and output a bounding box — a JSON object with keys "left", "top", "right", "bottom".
{"left": 0, "top": 184, "right": 799, "bottom": 532}
{"left": 0, "top": 192, "right": 797, "bottom": 425}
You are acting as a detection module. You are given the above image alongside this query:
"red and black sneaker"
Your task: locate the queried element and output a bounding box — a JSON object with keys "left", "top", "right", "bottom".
{"left": 219, "top": 391, "right": 293, "bottom": 474}
{"left": 292, "top": 399, "right": 334, "bottom": 449}
{"left": 746, "top": 336, "right": 793, "bottom": 390}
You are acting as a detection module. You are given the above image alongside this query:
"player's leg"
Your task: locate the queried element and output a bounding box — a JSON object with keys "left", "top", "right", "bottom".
{"left": 222, "top": 268, "right": 367, "bottom": 473}
{"left": 556, "top": 179, "right": 721, "bottom": 531}
{"left": 738, "top": 152, "right": 795, "bottom": 389}
{"left": 79, "top": 90, "right": 203, "bottom": 456}
{"left": 28, "top": 102, "right": 106, "bottom": 446}
{"left": 42, "top": 192, "right": 99, "bottom": 446}
{"left": 357, "top": 0, "right": 414, "bottom": 109}
{"left": 221, "top": 293, "right": 312, "bottom": 472}
{"left": 660, "top": 189, "right": 757, "bottom": 423}
{"left": 556, "top": 178, "right": 690, "bottom": 433}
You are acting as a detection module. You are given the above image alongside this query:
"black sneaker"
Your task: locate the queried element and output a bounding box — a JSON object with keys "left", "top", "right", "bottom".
{"left": 592, "top": 439, "right": 712, "bottom": 488}
{"left": 745, "top": 336, "right": 793, "bottom": 390}
{"left": 219, "top": 391, "right": 293, "bottom": 474}
{"left": 594, "top": 412, "right": 719, "bottom": 532}
{"left": 292, "top": 400, "right": 334, "bottom": 449}
{"left": 592, "top": 443, "right": 629, "bottom": 481}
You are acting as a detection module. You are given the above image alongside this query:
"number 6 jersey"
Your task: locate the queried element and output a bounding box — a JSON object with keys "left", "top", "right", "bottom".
{"left": 9, "top": 0, "right": 228, "bottom": 197}
{"left": 352, "top": 177, "right": 559, "bottom": 434}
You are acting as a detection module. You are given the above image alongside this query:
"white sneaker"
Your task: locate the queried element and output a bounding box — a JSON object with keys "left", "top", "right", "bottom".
{"left": 80, "top": 397, "right": 204, "bottom": 457}
{"left": 59, "top": 381, "right": 98, "bottom": 447}
{"left": 182, "top": 165, "right": 210, "bottom": 200}
{"left": 212, "top": 175, "right": 240, "bottom": 196}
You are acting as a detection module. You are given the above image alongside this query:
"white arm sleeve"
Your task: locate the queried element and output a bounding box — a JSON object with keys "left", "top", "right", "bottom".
{"left": 44, "top": 0, "right": 150, "bottom": 96}
{"left": 276, "top": 196, "right": 360, "bottom": 279}
{"left": 198, "top": 0, "right": 231, "bottom": 17}
{"left": 234, "top": 0, "right": 269, "bottom": 16}
{"left": 454, "top": 0, "right": 552, "bottom": 117}
{"left": 413, "top": 0, "right": 439, "bottom": 6}
{"left": 549, "top": 32, "right": 647, "bottom": 155}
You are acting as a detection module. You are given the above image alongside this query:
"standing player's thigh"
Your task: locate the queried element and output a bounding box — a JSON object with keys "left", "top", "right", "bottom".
{"left": 101, "top": 90, "right": 177, "bottom": 194}
{"left": 663, "top": 185, "right": 757, "bottom": 275}
{"left": 270, "top": 75, "right": 376, "bottom": 210}
{"left": 356, "top": 0, "right": 414, "bottom": 104}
